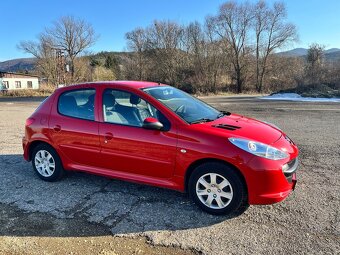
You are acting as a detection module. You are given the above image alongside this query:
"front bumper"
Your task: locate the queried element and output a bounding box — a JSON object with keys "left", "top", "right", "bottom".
{"left": 242, "top": 135, "right": 299, "bottom": 205}
{"left": 256, "top": 172, "right": 297, "bottom": 203}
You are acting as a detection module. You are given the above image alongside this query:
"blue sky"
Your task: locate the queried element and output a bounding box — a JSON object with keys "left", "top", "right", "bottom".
{"left": 1, "top": 0, "right": 340, "bottom": 61}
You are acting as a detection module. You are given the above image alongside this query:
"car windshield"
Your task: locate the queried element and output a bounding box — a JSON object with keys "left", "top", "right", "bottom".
{"left": 143, "top": 86, "right": 224, "bottom": 124}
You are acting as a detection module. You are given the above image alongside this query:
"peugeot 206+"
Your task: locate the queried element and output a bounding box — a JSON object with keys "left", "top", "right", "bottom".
{"left": 23, "top": 81, "right": 298, "bottom": 215}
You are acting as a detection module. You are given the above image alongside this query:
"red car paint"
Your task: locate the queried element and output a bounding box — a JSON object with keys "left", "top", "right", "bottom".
{"left": 23, "top": 81, "right": 298, "bottom": 205}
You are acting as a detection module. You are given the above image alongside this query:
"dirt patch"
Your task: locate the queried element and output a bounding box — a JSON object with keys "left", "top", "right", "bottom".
{"left": 0, "top": 203, "right": 196, "bottom": 255}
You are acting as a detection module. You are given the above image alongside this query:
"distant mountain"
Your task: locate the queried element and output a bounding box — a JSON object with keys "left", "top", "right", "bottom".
{"left": 325, "top": 50, "right": 340, "bottom": 62}
{"left": 324, "top": 48, "right": 340, "bottom": 54}
{"left": 278, "top": 47, "right": 340, "bottom": 58}
{"left": 0, "top": 58, "right": 36, "bottom": 72}
{"left": 0, "top": 52, "right": 133, "bottom": 73}
{"left": 277, "top": 48, "right": 308, "bottom": 57}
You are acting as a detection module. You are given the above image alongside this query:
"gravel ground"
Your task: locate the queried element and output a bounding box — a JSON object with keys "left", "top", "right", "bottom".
{"left": 0, "top": 96, "right": 339, "bottom": 255}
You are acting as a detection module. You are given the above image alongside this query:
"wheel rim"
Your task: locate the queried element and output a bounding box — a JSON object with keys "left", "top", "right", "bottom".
{"left": 34, "top": 150, "right": 56, "bottom": 177}
{"left": 196, "top": 173, "right": 233, "bottom": 209}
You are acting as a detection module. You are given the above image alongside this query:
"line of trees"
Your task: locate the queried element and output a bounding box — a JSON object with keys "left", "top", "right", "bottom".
{"left": 18, "top": 1, "right": 340, "bottom": 94}
{"left": 124, "top": 0, "right": 297, "bottom": 93}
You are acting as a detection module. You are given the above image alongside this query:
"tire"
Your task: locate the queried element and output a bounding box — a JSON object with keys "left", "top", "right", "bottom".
{"left": 188, "top": 162, "right": 248, "bottom": 215}
{"left": 32, "top": 143, "right": 64, "bottom": 182}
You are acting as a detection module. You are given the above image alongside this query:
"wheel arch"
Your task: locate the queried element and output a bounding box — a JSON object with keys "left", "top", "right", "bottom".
{"left": 28, "top": 140, "right": 56, "bottom": 161}
{"left": 184, "top": 158, "right": 248, "bottom": 195}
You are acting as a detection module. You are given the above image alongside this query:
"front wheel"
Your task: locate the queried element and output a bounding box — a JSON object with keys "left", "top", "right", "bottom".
{"left": 32, "top": 144, "right": 64, "bottom": 182}
{"left": 188, "top": 162, "right": 248, "bottom": 215}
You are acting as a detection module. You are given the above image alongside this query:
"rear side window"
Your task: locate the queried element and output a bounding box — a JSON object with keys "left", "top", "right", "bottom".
{"left": 58, "top": 89, "right": 96, "bottom": 121}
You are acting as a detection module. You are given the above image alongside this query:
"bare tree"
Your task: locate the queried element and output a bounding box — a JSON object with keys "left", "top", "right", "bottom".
{"left": 213, "top": 1, "right": 254, "bottom": 93}
{"left": 125, "top": 28, "right": 148, "bottom": 80}
{"left": 19, "top": 16, "right": 97, "bottom": 85}
{"left": 19, "top": 35, "right": 58, "bottom": 84}
{"left": 305, "top": 43, "right": 325, "bottom": 84}
{"left": 253, "top": 1, "right": 297, "bottom": 92}
{"left": 186, "top": 20, "right": 227, "bottom": 93}
{"left": 45, "top": 16, "right": 97, "bottom": 79}
{"left": 146, "top": 20, "right": 187, "bottom": 84}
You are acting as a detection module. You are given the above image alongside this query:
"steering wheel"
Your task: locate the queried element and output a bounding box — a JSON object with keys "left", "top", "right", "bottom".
{"left": 175, "top": 104, "right": 186, "bottom": 116}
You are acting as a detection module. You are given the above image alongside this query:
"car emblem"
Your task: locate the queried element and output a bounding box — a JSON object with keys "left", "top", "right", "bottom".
{"left": 248, "top": 142, "right": 257, "bottom": 151}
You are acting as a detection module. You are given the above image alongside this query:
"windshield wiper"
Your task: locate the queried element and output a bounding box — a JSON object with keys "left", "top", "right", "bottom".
{"left": 217, "top": 111, "right": 231, "bottom": 118}
{"left": 190, "top": 118, "right": 215, "bottom": 124}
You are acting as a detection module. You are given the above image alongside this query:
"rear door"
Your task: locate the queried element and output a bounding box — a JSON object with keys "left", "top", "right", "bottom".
{"left": 49, "top": 87, "right": 100, "bottom": 167}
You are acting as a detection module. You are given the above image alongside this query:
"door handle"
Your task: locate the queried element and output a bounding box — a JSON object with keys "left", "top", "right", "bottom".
{"left": 104, "top": 132, "right": 113, "bottom": 142}
{"left": 53, "top": 125, "right": 61, "bottom": 132}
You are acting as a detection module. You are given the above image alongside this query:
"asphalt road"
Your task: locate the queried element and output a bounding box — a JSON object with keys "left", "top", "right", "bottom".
{"left": 0, "top": 96, "right": 339, "bottom": 255}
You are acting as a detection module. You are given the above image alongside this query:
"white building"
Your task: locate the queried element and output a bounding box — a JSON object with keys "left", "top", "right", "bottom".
{"left": 0, "top": 72, "right": 39, "bottom": 90}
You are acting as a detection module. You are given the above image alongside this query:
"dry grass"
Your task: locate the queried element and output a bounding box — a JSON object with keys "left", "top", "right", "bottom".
{"left": 0, "top": 83, "right": 55, "bottom": 97}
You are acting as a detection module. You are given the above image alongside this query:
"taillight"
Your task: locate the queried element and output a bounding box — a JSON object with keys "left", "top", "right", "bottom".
{"left": 25, "top": 118, "right": 35, "bottom": 126}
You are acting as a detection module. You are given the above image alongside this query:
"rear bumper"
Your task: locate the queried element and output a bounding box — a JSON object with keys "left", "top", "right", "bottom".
{"left": 22, "top": 137, "right": 29, "bottom": 161}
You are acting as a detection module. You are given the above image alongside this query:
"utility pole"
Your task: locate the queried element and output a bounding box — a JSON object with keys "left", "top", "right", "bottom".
{"left": 50, "top": 47, "right": 70, "bottom": 88}
{"left": 56, "top": 49, "right": 65, "bottom": 87}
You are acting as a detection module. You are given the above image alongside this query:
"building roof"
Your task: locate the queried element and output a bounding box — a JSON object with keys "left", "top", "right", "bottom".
{"left": 0, "top": 71, "right": 39, "bottom": 78}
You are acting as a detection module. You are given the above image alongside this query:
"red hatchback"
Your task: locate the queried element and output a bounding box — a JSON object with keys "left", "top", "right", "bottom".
{"left": 23, "top": 81, "right": 298, "bottom": 215}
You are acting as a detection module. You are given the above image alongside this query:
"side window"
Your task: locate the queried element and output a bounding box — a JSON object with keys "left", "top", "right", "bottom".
{"left": 58, "top": 89, "right": 96, "bottom": 121}
{"left": 103, "top": 89, "right": 170, "bottom": 129}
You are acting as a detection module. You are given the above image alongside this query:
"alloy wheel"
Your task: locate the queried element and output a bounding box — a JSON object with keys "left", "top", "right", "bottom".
{"left": 34, "top": 150, "right": 56, "bottom": 177}
{"left": 196, "top": 173, "right": 233, "bottom": 209}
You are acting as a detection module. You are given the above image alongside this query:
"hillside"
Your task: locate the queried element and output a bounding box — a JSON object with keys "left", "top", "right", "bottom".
{"left": 2, "top": 48, "right": 340, "bottom": 73}
{"left": 0, "top": 58, "right": 36, "bottom": 72}
{"left": 278, "top": 47, "right": 340, "bottom": 61}
{"left": 0, "top": 52, "right": 133, "bottom": 73}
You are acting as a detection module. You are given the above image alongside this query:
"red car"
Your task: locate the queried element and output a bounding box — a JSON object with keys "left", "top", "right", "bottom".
{"left": 23, "top": 81, "right": 298, "bottom": 215}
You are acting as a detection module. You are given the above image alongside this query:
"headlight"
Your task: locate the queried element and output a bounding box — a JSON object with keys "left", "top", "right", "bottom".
{"left": 228, "top": 138, "right": 288, "bottom": 160}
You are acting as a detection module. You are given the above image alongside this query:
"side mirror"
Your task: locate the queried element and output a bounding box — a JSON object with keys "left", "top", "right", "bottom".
{"left": 142, "top": 117, "right": 164, "bottom": 130}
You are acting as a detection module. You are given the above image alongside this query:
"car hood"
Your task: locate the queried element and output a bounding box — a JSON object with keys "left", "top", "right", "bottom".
{"left": 197, "top": 114, "right": 283, "bottom": 145}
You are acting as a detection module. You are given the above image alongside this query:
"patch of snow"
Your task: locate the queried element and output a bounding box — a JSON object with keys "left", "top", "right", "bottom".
{"left": 260, "top": 93, "right": 340, "bottom": 102}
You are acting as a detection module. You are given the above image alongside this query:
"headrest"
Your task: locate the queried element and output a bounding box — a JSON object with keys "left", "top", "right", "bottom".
{"left": 103, "top": 93, "right": 116, "bottom": 108}
{"left": 59, "top": 95, "right": 78, "bottom": 114}
{"left": 130, "top": 94, "right": 141, "bottom": 105}
{"left": 61, "top": 95, "right": 77, "bottom": 108}
{"left": 87, "top": 94, "right": 95, "bottom": 103}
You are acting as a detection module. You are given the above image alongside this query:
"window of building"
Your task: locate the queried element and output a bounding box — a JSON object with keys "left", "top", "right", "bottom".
{"left": 58, "top": 89, "right": 96, "bottom": 121}
{"left": 15, "top": 81, "right": 21, "bottom": 88}
{"left": 3, "top": 81, "right": 9, "bottom": 89}
{"left": 27, "top": 81, "right": 33, "bottom": 88}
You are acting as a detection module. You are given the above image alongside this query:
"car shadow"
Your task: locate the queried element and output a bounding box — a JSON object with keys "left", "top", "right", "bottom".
{"left": 0, "top": 154, "right": 247, "bottom": 237}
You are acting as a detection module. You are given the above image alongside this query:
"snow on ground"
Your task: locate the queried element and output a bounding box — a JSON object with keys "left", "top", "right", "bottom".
{"left": 260, "top": 93, "right": 340, "bottom": 102}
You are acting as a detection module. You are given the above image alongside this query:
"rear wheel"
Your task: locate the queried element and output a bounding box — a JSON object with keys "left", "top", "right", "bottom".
{"left": 189, "top": 162, "right": 247, "bottom": 215}
{"left": 32, "top": 144, "right": 64, "bottom": 181}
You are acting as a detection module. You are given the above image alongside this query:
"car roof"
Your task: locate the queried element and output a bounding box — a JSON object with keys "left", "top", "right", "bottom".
{"left": 58, "top": 81, "right": 167, "bottom": 91}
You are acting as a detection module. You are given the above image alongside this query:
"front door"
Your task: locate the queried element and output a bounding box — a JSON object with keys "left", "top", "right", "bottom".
{"left": 99, "top": 88, "right": 177, "bottom": 178}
